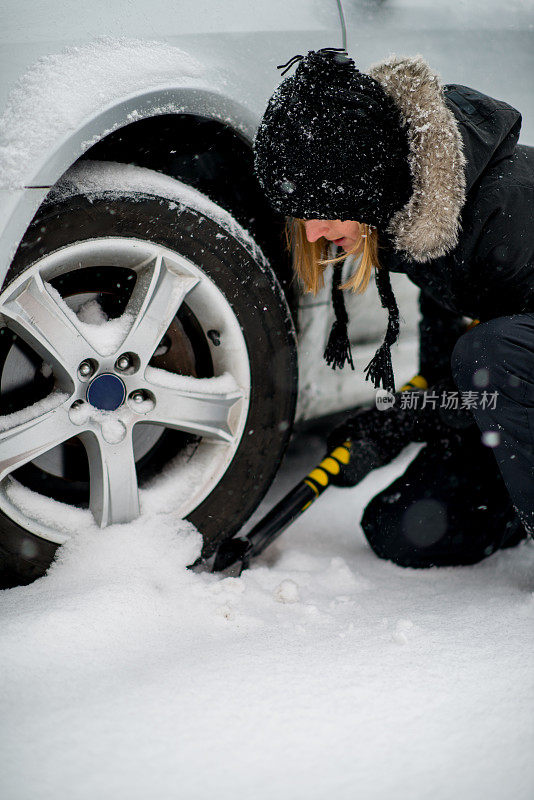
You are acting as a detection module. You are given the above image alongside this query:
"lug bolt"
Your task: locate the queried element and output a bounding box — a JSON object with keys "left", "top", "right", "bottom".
{"left": 128, "top": 389, "right": 155, "bottom": 413}
{"left": 78, "top": 360, "right": 94, "bottom": 378}
{"left": 69, "top": 399, "right": 88, "bottom": 426}
{"left": 116, "top": 355, "right": 130, "bottom": 372}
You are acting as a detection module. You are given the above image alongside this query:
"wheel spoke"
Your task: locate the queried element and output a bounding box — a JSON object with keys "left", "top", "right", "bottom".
{"left": 122, "top": 255, "right": 199, "bottom": 367}
{"left": 1, "top": 274, "right": 96, "bottom": 383}
{"left": 80, "top": 431, "right": 140, "bottom": 527}
{"left": 144, "top": 380, "right": 245, "bottom": 442}
{"left": 0, "top": 397, "right": 74, "bottom": 480}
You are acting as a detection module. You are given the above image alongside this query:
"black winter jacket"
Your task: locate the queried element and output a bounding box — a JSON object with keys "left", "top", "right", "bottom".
{"left": 367, "top": 58, "right": 534, "bottom": 384}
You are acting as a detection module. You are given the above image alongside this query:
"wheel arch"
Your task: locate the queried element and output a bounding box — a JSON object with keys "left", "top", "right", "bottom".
{"left": 2, "top": 95, "right": 296, "bottom": 320}
{"left": 79, "top": 111, "right": 297, "bottom": 318}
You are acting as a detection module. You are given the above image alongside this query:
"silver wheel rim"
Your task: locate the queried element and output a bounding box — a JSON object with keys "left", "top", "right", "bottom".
{"left": 0, "top": 238, "right": 250, "bottom": 543}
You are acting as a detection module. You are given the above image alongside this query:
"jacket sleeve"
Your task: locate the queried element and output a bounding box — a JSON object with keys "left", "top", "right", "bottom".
{"left": 327, "top": 375, "right": 477, "bottom": 467}
{"left": 418, "top": 289, "right": 467, "bottom": 384}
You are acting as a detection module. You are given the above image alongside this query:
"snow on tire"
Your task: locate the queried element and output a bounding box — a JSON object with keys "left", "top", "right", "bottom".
{"left": 0, "top": 161, "right": 298, "bottom": 586}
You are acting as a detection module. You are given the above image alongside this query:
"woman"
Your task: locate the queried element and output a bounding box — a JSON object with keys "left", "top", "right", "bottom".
{"left": 253, "top": 48, "right": 534, "bottom": 567}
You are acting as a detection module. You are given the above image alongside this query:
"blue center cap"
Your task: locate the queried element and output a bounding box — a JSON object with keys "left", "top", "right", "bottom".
{"left": 86, "top": 373, "right": 126, "bottom": 411}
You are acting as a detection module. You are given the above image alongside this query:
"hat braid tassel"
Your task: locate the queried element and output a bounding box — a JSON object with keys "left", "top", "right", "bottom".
{"left": 363, "top": 266, "right": 400, "bottom": 394}
{"left": 324, "top": 264, "right": 355, "bottom": 371}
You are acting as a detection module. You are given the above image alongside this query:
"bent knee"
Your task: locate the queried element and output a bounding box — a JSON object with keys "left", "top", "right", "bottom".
{"left": 361, "top": 491, "right": 449, "bottom": 568}
{"left": 451, "top": 316, "right": 532, "bottom": 392}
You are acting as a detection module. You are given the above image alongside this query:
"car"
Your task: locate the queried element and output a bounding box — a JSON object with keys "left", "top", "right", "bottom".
{"left": 13, "top": 0, "right": 531, "bottom": 585}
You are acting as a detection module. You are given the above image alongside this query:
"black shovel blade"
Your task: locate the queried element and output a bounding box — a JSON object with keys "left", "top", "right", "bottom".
{"left": 212, "top": 536, "right": 252, "bottom": 574}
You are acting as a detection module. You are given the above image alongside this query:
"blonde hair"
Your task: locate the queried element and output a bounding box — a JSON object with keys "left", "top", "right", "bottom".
{"left": 286, "top": 218, "right": 381, "bottom": 295}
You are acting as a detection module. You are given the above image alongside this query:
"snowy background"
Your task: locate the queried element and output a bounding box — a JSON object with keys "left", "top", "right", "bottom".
{"left": 343, "top": 0, "right": 534, "bottom": 144}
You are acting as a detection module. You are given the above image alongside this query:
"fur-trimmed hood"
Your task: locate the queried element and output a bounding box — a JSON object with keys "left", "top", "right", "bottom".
{"left": 369, "top": 55, "right": 467, "bottom": 263}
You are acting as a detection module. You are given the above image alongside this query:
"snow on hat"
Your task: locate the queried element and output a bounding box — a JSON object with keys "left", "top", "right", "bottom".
{"left": 253, "top": 48, "right": 413, "bottom": 228}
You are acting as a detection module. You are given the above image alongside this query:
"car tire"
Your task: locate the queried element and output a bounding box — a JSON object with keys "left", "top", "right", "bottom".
{"left": 0, "top": 161, "right": 297, "bottom": 586}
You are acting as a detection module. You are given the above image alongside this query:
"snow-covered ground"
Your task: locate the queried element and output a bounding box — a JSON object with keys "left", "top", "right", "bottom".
{"left": 1, "top": 427, "right": 533, "bottom": 800}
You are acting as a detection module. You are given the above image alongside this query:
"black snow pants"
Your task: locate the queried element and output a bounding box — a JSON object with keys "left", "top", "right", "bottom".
{"left": 361, "top": 314, "right": 534, "bottom": 567}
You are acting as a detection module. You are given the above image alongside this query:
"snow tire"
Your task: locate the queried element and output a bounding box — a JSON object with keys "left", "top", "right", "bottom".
{"left": 0, "top": 163, "right": 298, "bottom": 586}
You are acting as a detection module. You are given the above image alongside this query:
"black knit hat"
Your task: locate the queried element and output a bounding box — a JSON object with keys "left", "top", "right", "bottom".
{"left": 253, "top": 48, "right": 413, "bottom": 228}
{"left": 253, "top": 48, "right": 412, "bottom": 393}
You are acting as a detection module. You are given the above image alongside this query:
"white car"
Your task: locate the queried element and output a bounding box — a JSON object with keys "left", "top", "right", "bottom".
{"left": 2, "top": 1, "right": 527, "bottom": 585}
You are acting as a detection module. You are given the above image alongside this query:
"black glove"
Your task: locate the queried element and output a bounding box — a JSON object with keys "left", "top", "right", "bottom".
{"left": 327, "top": 438, "right": 384, "bottom": 488}
{"left": 327, "top": 378, "right": 476, "bottom": 488}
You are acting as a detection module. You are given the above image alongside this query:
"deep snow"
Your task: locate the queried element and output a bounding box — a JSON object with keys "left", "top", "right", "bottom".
{"left": 1, "top": 429, "right": 533, "bottom": 800}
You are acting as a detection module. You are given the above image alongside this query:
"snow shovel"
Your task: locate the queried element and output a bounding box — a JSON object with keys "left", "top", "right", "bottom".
{"left": 210, "top": 441, "right": 352, "bottom": 576}
{"left": 208, "top": 371, "right": 437, "bottom": 575}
